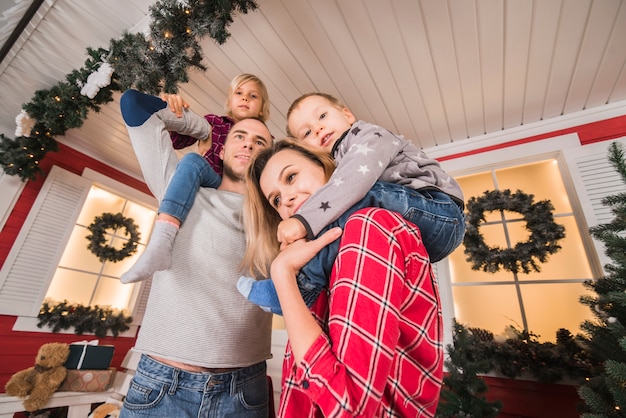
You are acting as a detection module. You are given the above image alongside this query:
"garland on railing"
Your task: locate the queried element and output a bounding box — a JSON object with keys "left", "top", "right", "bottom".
{"left": 463, "top": 189, "right": 566, "bottom": 274}
{"left": 37, "top": 299, "right": 132, "bottom": 338}
{"left": 0, "top": 0, "right": 258, "bottom": 181}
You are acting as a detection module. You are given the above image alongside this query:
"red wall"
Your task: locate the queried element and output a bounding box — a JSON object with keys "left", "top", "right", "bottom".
{"left": 483, "top": 376, "right": 583, "bottom": 417}
{"left": 0, "top": 143, "right": 148, "bottom": 390}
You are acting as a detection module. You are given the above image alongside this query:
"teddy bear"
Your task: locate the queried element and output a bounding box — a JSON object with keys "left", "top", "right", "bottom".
{"left": 88, "top": 401, "right": 121, "bottom": 418}
{"left": 5, "top": 342, "right": 70, "bottom": 412}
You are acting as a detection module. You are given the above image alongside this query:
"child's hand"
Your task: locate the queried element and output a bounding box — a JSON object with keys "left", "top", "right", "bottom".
{"left": 197, "top": 137, "right": 213, "bottom": 155}
{"left": 159, "top": 93, "right": 189, "bottom": 118}
{"left": 272, "top": 228, "right": 342, "bottom": 279}
{"left": 277, "top": 218, "right": 307, "bottom": 250}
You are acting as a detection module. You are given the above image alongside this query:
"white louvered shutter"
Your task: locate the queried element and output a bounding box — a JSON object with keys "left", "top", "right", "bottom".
{"left": 0, "top": 166, "right": 90, "bottom": 316}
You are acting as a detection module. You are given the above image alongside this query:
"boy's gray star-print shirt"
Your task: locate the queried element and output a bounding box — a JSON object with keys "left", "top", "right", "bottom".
{"left": 295, "top": 119, "right": 465, "bottom": 238}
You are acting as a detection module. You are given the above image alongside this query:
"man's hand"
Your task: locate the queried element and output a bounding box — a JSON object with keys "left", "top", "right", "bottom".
{"left": 159, "top": 93, "right": 189, "bottom": 118}
{"left": 277, "top": 218, "right": 307, "bottom": 250}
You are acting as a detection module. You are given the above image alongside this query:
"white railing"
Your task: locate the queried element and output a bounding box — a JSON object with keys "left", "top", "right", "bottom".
{"left": 0, "top": 350, "right": 138, "bottom": 418}
{"left": 0, "top": 341, "right": 284, "bottom": 418}
{"left": 0, "top": 385, "right": 124, "bottom": 418}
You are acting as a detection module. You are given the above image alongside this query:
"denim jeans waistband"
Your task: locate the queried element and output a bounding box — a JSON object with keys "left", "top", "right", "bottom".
{"left": 136, "top": 354, "right": 266, "bottom": 392}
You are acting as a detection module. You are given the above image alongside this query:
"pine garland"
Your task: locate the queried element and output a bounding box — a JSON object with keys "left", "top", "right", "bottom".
{"left": 463, "top": 189, "right": 566, "bottom": 274}
{"left": 86, "top": 213, "right": 140, "bottom": 263}
{"left": 0, "top": 0, "right": 258, "bottom": 181}
{"left": 38, "top": 299, "right": 132, "bottom": 338}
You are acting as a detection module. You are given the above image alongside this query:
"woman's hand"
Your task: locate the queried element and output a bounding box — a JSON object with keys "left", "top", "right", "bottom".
{"left": 270, "top": 227, "right": 342, "bottom": 364}
{"left": 159, "top": 93, "right": 189, "bottom": 118}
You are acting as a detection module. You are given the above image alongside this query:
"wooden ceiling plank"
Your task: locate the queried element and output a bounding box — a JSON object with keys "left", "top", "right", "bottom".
{"left": 522, "top": 0, "right": 561, "bottom": 124}
{"left": 420, "top": 0, "right": 467, "bottom": 142}
{"left": 502, "top": 0, "right": 533, "bottom": 130}
{"left": 542, "top": 0, "right": 592, "bottom": 120}
{"left": 564, "top": 0, "right": 622, "bottom": 113}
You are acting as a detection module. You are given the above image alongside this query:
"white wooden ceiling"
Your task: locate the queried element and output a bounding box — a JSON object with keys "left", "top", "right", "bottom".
{"left": 1, "top": 0, "right": 625, "bottom": 181}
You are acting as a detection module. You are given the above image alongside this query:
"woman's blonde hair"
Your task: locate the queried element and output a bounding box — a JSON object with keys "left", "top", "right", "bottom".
{"left": 242, "top": 138, "right": 336, "bottom": 277}
{"left": 226, "top": 73, "right": 270, "bottom": 122}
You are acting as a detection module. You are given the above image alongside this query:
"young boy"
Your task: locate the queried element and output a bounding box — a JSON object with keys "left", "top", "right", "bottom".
{"left": 238, "top": 92, "right": 465, "bottom": 314}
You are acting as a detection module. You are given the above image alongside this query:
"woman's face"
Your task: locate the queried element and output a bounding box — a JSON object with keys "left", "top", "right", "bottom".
{"left": 259, "top": 149, "right": 327, "bottom": 220}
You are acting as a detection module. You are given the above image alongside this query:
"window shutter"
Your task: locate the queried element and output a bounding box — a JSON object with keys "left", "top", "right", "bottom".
{"left": 0, "top": 166, "right": 90, "bottom": 316}
{"left": 576, "top": 138, "right": 626, "bottom": 226}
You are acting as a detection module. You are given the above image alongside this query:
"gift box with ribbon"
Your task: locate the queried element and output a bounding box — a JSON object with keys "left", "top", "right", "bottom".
{"left": 64, "top": 340, "right": 114, "bottom": 370}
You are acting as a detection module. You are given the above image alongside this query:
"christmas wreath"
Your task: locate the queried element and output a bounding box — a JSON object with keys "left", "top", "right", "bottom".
{"left": 463, "top": 189, "right": 565, "bottom": 274}
{"left": 86, "top": 212, "right": 140, "bottom": 263}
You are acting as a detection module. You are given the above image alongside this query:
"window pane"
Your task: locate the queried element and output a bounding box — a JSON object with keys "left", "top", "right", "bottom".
{"left": 92, "top": 276, "right": 134, "bottom": 310}
{"left": 77, "top": 187, "right": 126, "bottom": 226}
{"left": 495, "top": 160, "right": 572, "bottom": 213}
{"left": 452, "top": 285, "right": 524, "bottom": 333}
{"left": 517, "top": 216, "right": 593, "bottom": 281}
{"left": 47, "top": 269, "right": 98, "bottom": 305}
{"left": 58, "top": 225, "right": 105, "bottom": 272}
{"left": 521, "top": 282, "right": 595, "bottom": 342}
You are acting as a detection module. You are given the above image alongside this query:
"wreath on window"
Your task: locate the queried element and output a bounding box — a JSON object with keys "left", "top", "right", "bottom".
{"left": 86, "top": 212, "right": 140, "bottom": 263}
{"left": 463, "top": 189, "right": 565, "bottom": 274}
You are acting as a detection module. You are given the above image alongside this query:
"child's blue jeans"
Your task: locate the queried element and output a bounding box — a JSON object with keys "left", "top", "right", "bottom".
{"left": 159, "top": 153, "right": 221, "bottom": 222}
{"left": 298, "top": 181, "right": 465, "bottom": 303}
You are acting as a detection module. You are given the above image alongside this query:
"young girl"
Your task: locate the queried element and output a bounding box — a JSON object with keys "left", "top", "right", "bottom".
{"left": 238, "top": 92, "right": 465, "bottom": 314}
{"left": 121, "top": 74, "right": 270, "bottom": 283}
{"left": 243, "top": 140, "right": 443, "bottom": 416}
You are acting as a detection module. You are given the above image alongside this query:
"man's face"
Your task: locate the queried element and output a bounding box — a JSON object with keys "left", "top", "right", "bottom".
{"left": 220, "top": 118, "right": 272, "bottom": 181}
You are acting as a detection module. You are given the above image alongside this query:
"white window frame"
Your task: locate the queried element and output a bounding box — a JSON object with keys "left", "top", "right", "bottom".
{"left": 434, "top": 133, "right": 624, "bottom": 347}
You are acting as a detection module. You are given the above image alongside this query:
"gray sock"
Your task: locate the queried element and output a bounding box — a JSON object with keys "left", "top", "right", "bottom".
{"left": 120, "top": 220, "right": 178, "bottom": 284}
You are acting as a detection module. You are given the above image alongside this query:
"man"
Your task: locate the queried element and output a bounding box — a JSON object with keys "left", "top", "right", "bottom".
{"left": 118, "top": 89, "right": 273, "bottom": 417}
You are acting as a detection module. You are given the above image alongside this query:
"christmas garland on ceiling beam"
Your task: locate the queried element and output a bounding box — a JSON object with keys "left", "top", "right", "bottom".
{"left": 0, "top": 0, "right": 258, "bottom": 181}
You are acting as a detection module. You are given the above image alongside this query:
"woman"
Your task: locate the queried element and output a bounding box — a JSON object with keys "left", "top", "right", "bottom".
{"left": 244, "top": 140, "right": 444, "bottom": 417}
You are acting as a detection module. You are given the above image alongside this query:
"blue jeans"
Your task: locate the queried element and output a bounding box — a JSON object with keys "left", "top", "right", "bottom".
{"left": 120, "top": 354, "right": 269, "bottom": 418}
{"left": 298, "top": 181, "right": 465, "bottom": 305}
{"left": 159, "top": 153, "right": 221, "bottom": 222}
